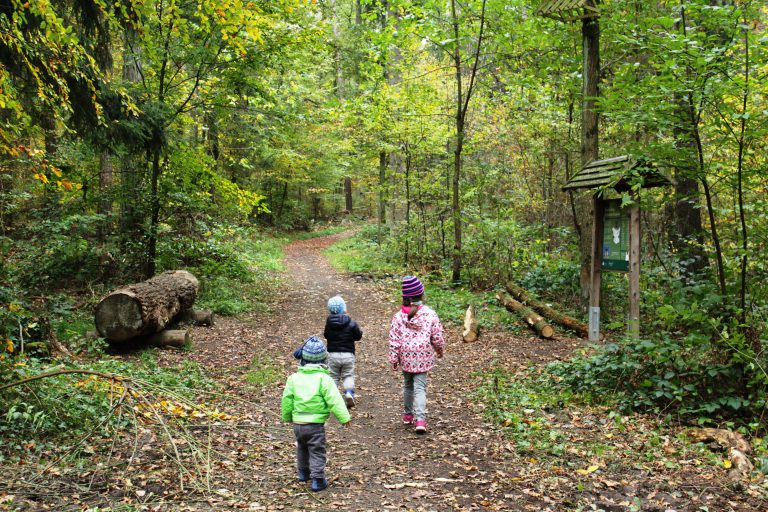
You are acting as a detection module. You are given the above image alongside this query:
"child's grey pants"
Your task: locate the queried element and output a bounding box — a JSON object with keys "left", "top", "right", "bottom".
{"left": 402, "top": 371, "right": 428, "bottom": 421}
{"left": 327, "top": 352, "right": 356, "bottom": 391}
{"left": 293, "top": 423, "right": 326, "bottom": 479}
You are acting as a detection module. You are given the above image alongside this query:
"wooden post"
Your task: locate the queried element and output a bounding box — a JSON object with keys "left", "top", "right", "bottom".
{"left": 589, "top": 196, "right": 604, "bottom": 342}
{"left": 628, "top": 202, "right": 641, "bottom": 338}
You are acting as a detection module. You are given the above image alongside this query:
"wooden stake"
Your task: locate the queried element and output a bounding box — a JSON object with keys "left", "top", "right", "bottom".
{"left": 628, "top": 203, "right": 641, "bottom": 338}
{"left": 589, "top": 197, "right": 605, "bottom": 342}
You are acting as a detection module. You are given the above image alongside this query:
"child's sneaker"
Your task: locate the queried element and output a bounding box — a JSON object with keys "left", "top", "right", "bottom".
{"left": 297, "top": 468, "right": 309, "bottom": 482}
{"left": 344, "top": 390, "right": 355, "bottom": 408}
{"left": 311, "top": 477, "right": 328, "bottom": 492}
{"left": 414, "top": 419, "right": 427, "bottom": 434}
{"left": 402, "top": 413, "right": 414, "bottom": 425}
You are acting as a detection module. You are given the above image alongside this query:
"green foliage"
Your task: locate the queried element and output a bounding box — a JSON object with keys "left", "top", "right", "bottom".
{"left": 325, "top": 228, "right": 401, "bottom": 276}
{"left": 184, "top": 227, "right": 285, "bottom": 316}
{"left": 550, "top": 325, "right": 768, "bottom": 425}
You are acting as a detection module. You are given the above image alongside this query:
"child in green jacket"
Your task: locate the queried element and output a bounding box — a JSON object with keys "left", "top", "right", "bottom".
{"left": 282, "top": 335, "right": 351, "bottom": 492}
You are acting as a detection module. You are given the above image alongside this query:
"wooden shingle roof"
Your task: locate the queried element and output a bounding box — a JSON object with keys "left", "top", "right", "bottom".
{"left": 562, "top": 155, "right": 672, "bottom": 192}
{"left": 535, "top": 0, "right": 599, "bottom": 22}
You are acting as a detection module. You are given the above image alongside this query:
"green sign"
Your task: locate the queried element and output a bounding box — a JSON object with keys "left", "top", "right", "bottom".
{"left": 602, "top": 199, "right": 629, "bottom": 272}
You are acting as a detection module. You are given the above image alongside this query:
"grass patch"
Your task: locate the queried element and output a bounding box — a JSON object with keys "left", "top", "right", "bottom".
{"left": 325, "top": 233, "right": 400, "bottom": 276}
{"left": 245, "top": 354, "right": 284, "bottom": 388}
{"left": 193, "top": 228, "right": 286, "bottom": 315}
{"left": 290, "top": 225, "right": 348, "bottom": 241}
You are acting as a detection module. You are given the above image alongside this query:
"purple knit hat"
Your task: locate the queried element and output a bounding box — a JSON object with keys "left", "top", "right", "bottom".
{"left": 402, "top": 276, "right": 425, "bottom": 298}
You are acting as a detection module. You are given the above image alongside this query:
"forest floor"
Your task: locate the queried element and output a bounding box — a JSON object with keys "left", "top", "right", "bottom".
{"left": 6, "top": 233, "right": 767, "bottom": 511}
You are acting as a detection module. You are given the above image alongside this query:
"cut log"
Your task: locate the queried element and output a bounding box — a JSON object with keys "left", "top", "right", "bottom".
{"left": 179, "top": 309, "right": 215, "bottom": 327}
{"left": 85, "top": 329, "right": 190, "bottom": 349}
{"left": 505, "top": 282, "right": 589, "bottom": 339}
{"left": 147, "top": 330, "right": 190, "bottom": 348}
{"left": 462, "top": 304, "right": 479, "bottom": 343}
{"left": 496, "top": 292, "right": 554, "bottom": 339}
{"left": 94, "top": 270, "right": 199, "bottom": 343}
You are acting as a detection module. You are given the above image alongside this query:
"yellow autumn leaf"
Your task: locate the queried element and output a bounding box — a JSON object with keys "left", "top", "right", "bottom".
{"left": 723, "top": 459, "right": 732, "bottom": 469}
{"left": 576, "top": 465, "right": 600, "bottom": 475}
{"left": 5, "top": 339, "right": 13, "bottom": 353}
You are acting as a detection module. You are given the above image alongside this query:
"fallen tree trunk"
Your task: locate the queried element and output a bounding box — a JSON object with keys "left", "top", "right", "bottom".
{"left": 95, "top": 270, "right": 199, "bottom": 343}
{"left": 496, "top": 292, "right": 554, "bottom": 339}
{"left": 462, "top": 305, "right": 479, "bottom": 343}
{"left": 505, "top": 282, "right": 589, "bottom": 339}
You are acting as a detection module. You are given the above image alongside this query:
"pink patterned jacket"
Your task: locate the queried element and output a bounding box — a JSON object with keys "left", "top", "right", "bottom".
{"left": 388, "top": 305, "right": 446, "bottom": 373}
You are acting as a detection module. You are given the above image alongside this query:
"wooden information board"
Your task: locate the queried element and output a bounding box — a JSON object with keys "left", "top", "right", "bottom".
{"left": 601, "top": 199, "right": 629, "bottom": 272}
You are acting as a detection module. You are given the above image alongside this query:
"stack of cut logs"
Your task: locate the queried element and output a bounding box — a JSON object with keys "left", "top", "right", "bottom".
{"left": 490, "top": 282, "right": 589, "bottom": 340}
{"left": 464, "top": 282, "right": 586, "bottom": 342}
{"left": 93, "top": 270, "right": 214, "bottom": 348}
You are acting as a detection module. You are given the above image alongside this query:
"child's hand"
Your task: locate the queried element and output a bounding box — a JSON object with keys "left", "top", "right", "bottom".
{"left": 391, "top": 362, "right": 399, "bottom": 371}
{"left": 435, "top": 348, "right": 444, "bottom": 359}
{"left": 343, "top": 420, "right": 352, "bottom": 429}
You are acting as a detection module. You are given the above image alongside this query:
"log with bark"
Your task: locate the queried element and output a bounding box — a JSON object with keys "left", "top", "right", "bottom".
{"left": 179, "top": 309, "right": 215, "bottom": 327}
{"left": 505, "top": 282, "right": 589, "bottom": 339}
{"left": 86, "top": 329, "right": 190, "bottom": 349}
{"left": 147, "top": 329, "right": 191, "bottom": 348}
{"left": 94, "top": 270, "right": 199, "bottom": 343}
{"left": 496, "top": 292, "right": 554, "bottom": 339}
{"left": 462, "top": 304, "right": 479, "bottom": 343}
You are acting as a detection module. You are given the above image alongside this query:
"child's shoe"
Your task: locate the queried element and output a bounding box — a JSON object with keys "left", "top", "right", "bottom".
{"left": 414, "top": 419, "right": 427, "bottom": 434}
{"left": 402, "top": 413, "right": 414, "bottom": 425}
{"left": 297, "top": 468, "right": 309, "bottom": 482}
{"left": 344, "top": 390, "right": 355, "bottom": 408}
{"left": 311, "top": 477, "right": 328, "bottom": 492}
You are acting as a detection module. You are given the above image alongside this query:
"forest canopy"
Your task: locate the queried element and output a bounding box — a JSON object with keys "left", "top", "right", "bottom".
{"left": 1, "top": 0, "right": 768, "bottom": 436}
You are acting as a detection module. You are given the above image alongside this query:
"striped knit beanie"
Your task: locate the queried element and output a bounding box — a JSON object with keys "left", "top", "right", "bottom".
{"left": 301, "top": 335, "right": 327, "bottom": 363}
{"left": 402, "top": 276, "right": 425, "bottom": 298}
{"left": 327, "top": 295, "right": 346, "bottom": 314}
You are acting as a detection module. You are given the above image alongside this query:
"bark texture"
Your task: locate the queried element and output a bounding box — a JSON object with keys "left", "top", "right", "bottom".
{"left": 497, "top": 292, "right": 554, "bottom": 339}
{"left": 95, "top": 270, "right": 199, "bottom": 342}
{"left": 505, "top": 282, "right": 589, "bottom": 339}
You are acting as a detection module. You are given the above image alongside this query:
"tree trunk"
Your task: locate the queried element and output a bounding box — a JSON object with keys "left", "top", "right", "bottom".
{"left": 497, "top": 292, "right": 555, "bottom": 339}
{"left": 98, "top": 148, "right": 113, "bottom": 242}
{"left": 579, "top": 9, "right": 600, "bottom": 300}
{"left": 344, "top": 176, "right": 353, "bottom": 212}
{"left": 95, "top": 270, "right": 199, "bottom": 343}
{"left": 504, "top": 282, "right": 589, "bottom": 338}
{"left": 378, "top": 151, "right": 387, "bottom": 243}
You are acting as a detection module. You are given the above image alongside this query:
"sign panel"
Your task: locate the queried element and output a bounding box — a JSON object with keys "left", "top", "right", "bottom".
{"left": 601, "top": 199, "right": 629, "bottom": 272}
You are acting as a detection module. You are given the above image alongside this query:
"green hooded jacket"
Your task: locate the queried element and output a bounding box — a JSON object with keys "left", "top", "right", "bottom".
{"left": 281, "top": 365, "right": 351, "bottom": 425}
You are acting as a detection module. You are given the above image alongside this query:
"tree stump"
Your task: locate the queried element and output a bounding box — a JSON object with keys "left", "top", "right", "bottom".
{"left": 94, "top": 270, "right": 199, "bottom": 343}
{"left": 462, "top": 305, "right": 479, "bottom": 342}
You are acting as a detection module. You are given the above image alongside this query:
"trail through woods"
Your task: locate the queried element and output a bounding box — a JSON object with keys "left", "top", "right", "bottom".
{"left": 9, "top": 233, "right": 764, "bottom": 511}
{"left": 154, "top": 234, "right": 763, "bottom": 511}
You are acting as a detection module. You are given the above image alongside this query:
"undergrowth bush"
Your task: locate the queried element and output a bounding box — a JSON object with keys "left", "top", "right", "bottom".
{"left": 0, "top": 354, "right": 215, "bottom": 462}
{"left": 550, "top": 326, "right": 768, "bottom": 428}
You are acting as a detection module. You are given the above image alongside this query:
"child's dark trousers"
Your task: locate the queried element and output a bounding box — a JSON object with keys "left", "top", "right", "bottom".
{"left": 293, "top": 423, "right": 326, "bottom": 479}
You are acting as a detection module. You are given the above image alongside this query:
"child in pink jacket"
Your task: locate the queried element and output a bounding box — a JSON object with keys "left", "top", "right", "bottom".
{"left": 388, "top": 275, "right": 445, "bottom": 434}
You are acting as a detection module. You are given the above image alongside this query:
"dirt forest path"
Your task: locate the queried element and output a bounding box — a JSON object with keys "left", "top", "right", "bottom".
{"left": 146, "top": 232, "right": 768, "bottom": 512}
{"left": 169, "top": 232, "right": 582, "bottom": 511}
